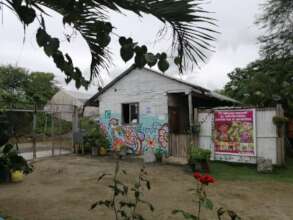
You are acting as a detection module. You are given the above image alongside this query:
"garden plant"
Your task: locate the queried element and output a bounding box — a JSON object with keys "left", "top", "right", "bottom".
{"left": 91, "top": 158, "right": 153, "bottom": 220}
{"left": 173, "top": 172, "right": 241, "bottom": 220}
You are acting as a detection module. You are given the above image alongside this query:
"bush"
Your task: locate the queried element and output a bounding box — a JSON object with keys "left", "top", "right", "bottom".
{"left": 154, "top": 147, "right": 166, "bottom": 162}
{"left": 189, "top": 147, "right": 211, "bottom": 173}
{"left": 0, "top": 144, "right": 32, "bottom": 183}
{"left": 273, "top": 116, "right": 288, "bottom": 127}
{"left": 83, "top": 123, "right": 110, "bottom": 151}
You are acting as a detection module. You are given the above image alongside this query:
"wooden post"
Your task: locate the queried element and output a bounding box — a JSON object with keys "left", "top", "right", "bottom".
{"left": 51, "top": 113, "right": 55, "bottom": 156}
{"left": 276, "top": 104, "right": 285, "bottom": 166}
{"left": 194, "top": 108, "right": 199, "bottom": 147}
{"left": 188, "top": 92, "right": 193, "bottom": 129}
{"left": 72, "top": 106, "right": 79, "bottom": 153}
{"left": 188, "top": 92, "right": 194, "bottom": 158}
{"left": 32, "top": 106, "right": 37, "bottom": 160}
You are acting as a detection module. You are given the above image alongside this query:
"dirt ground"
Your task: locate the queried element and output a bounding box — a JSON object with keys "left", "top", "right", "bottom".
{"left": 1, "top": 155, "right": 293, "bottom": 220}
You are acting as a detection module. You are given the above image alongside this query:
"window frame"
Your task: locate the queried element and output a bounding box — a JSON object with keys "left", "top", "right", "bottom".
{"left": 121, "top": 102, "right": 139, "bottom": 125}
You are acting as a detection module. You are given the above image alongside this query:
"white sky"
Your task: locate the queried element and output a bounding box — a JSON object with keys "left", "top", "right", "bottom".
{"left": 0, "top": 0, "right": 265, "bottom": 95}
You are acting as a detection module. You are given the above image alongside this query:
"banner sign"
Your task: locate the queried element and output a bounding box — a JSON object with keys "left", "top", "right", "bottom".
{"left": 214, "top": 109, "right": 256, "bottom": 156}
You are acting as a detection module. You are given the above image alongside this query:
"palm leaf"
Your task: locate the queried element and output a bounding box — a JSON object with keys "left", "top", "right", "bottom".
{"left": 1, "top": 0, "right": 217, "bottom": 82}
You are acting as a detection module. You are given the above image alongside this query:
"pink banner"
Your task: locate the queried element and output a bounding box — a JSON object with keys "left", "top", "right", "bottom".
{"left": 214, "top": 110, "right": 255, "bottom": 156}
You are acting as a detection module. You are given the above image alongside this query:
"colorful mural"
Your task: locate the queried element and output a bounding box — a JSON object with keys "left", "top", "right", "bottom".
{"left": 99, "top": 111, "right": 169, "bottom": 155}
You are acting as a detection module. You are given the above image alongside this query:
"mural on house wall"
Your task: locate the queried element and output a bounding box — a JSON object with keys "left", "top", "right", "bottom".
{"left": 99, "top": 110, "right": 169, "bottom": 154}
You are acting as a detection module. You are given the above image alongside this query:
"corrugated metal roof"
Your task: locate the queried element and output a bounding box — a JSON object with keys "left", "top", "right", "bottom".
{"left": 86, "top": 65, "right": 238, "bottom": 105}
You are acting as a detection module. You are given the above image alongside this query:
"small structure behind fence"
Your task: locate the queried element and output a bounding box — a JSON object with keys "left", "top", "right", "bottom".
{"left": 2, "top": 103, "right": 78, "bottom": 160}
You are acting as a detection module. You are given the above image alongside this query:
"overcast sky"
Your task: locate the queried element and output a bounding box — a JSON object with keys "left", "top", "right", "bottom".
{"left": 0, "top": 0, "right": 265, "bottom": 95}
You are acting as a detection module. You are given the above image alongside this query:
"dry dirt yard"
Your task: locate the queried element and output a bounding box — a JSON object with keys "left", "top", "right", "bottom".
{"left": 1, "top": 155, "right": 293, "bottom": 220}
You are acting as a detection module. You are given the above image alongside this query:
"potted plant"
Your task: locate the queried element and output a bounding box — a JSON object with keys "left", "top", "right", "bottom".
{"left": 154, "top": 147, "right": 165, "bottom": 163}
{"left": 99, "top": 137, "right": 110, "bottom": 156}
{"left": 188, "top": 147, "right": 211, "bottom": 173}
{"left": 83, "top": 125, "right": 110, "bottom": 156}
{"left": 273, "top": 116, "right": 288, "bottom": 137}
{"left": 0, "top": 144, "right": 32, "bottom": 183}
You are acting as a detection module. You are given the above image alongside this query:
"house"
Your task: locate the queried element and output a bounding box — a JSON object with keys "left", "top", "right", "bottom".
{"left": 86, "top": 65, "right": 237, "bottom": 155}
{"left": 45, "top": 89, "right": 98, "bottom": 121}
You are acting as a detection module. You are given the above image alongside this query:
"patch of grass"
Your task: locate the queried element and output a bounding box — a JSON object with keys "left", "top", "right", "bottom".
{"left": 210, "top": 157, "right": 293, "bottom": 183}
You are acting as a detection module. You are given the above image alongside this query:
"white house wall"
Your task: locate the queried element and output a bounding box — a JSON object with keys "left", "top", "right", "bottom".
{"left": 98, "top": 68, "right": 193, "bottom": 154}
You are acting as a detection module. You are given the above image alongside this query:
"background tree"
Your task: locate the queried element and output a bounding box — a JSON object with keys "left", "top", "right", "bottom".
{"left": 223, "top": 57, "right": 293, "bottom": 116}
{"left": 0, "top": 65, "right": 59, "bottom": 138}
{"left": 0, "top": 65, "right": 58, "bottom": 107}
{"left": 257, "top": 0, "right": 293, "bottom": 58}
{"left": 0, "top": 0, "right": 217, "bottom": 88}
{"left": 24, "top": 72, "right": 58, "bottom": 106}
{"left": 0, "top": 65, "right": 28, "bottom": 106}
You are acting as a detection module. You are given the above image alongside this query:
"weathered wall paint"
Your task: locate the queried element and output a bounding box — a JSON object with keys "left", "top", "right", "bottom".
{"left": 99, "top": 111, "right": 169, "bottom": 154}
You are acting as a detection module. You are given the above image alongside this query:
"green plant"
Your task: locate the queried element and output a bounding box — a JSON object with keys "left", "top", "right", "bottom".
{"left": 0, "top": 1, "right": 217, "bottom": 88}
{"left": 189, "top": 147, "right": 211, "bottom": 173}
{"left": 189, "top": 147, "right": 211, "bottom": 162}
{"left": 173, "top": 172, "right": 240, "bottom": 220}
{"left": 0, "top": 144, "right": 33, "bottom": 183}
{"left": 91, "top": 159, "right": 154, "bottom": 220}
{"left": 273, "top": 116, "right": 289, "bottom": 127}
{"left": 154, "top": 147, "right": 166, "bottom": 162}
{"left": 83, "top": 124, "right": 110, "bottom": 150}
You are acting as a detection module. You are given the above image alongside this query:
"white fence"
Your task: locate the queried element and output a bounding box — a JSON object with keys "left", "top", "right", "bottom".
{"left": 198, "top": 107, "right": 284, "bottom": 165}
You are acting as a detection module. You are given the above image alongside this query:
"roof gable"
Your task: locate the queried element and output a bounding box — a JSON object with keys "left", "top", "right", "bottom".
{"left": 86, "top": 65, "right": 238, "bottom": 105}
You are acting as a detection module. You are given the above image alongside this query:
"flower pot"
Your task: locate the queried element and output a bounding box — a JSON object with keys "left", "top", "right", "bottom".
{"left": 155, "top": 154, "right": 162, "bottom": 163}
{"left": 99, "top": 147, "right": 107, "bottom": 156}
{"left": 11, "top": 170, "right": 24, "bottom": 183}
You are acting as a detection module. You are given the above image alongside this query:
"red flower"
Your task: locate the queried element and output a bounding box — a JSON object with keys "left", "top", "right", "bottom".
{"left": 193, "top": 172, "right": 201, "bottom": 180}
{"left": 199, "top": 174, "right": 215, "bottom": 185}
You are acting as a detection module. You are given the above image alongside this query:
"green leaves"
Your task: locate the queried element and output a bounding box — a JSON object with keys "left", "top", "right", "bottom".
{"left": 19, "top": 6, "right": 36, "bottom": 25}
{"left": 201, "top": 198, "right": 213, "bottom": 210}
{"left": 120, "top": 37, "right": 135, "bottom": 62}
{"left": 223, "top": 57, "right": 293, "bottom": 116}
{"left": 119, "top": 37, "right": 171, "bottom": 72}
{"left": 158, "top": 57, "right": 169, "bottom": 73}
{"left": 145, "top": 53, "right": 157, "bottom": 67}
{"left": 172, "top": 209, "right": 198, "bottom": 220}
{"left": 3, "top": 0, "right": 217, "bottom": 89}
{"left": 36, "top": 28, "right": 89, "bottom": 88}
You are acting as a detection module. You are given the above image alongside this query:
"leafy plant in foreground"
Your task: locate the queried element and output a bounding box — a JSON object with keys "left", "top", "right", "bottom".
{"left": 189, "top": 147, "right": 211, "bottom": 173}
{"left": 0, "top": 144, "right": 33, "bottom": 183}
{"left": 0, "top": 0, "right": 217, "bottom": 88}
{"left": 91, "top": 159, "right": 153, "bottom": 220}
{"left": 172, "top": 172, "right": 241, "bottom": 220}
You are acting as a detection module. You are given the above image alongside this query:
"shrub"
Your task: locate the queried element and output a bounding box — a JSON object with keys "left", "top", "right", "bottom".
{"left": 173, "top": 172, "right": 241, "bottom": 220}
{"left": 189, "top": 147, "right": 211, "bottom": 173}
{"left": 154, "top": 147, "right": 166, "bottom": 162}
{"left": 272, "top": 116, "right": 288, "bottom": 127}
{"left": 91, "top": 159, "right": 154, "bottom": 220}
{"left": 83, "top": 124, "right": 110, "bottom": 150}
{"left": 0, "top": 144, "right": 33, "bottom": 183}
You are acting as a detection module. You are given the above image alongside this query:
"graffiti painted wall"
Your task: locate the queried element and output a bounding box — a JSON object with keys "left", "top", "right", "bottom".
{"left": 98, "top": 110, "right": 169, "bottom": 155}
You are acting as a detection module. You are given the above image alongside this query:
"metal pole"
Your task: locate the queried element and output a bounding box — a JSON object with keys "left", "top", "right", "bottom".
{"left": 32, "top": 105, "right": 37, "bottom": 160}
{"left": 51, "top": 113, "right": 55, "bottom": 156}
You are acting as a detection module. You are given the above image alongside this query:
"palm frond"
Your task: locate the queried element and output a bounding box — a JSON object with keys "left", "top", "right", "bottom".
{"left": 2, "top": 0, "right": 217, "bottom": 82}
{"left": 99, "top": 0, "right": 217, "bottom": 71}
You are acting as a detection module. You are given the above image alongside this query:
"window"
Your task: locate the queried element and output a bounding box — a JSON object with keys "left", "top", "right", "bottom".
{"left": 122, "top": 103, "right": 139, "bottom": 124}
